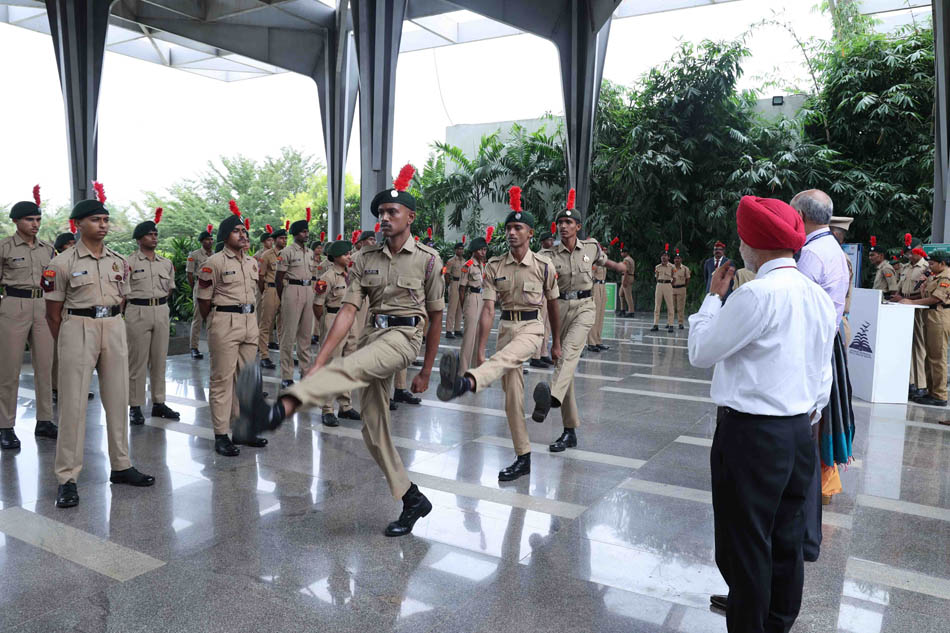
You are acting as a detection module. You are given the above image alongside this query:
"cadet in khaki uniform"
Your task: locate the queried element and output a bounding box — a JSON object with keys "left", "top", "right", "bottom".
{"left": 0, "top": 190, "right": 57, "bottom": 450}
{"left": 44, "top": 192, "right": 155, "bottom": 508}
{"left": 829, "top": 216, "right": 855, "bottom": 344}
{"left": 257, "top": 227, "right": 285, "bottom": 370}
{"left": 895, "top": 244, "right": 930, "bottom": 398}
{"left": 50, "top": 230, "right": 81, "bottom": 400}
{"left": 125, "top": 209, "right": 180, "bottom": 425}
{"left": 196, "top": 202, "right": 267, "bottom": 457}
{"left": 531, "top": 230, "right": 556, "bottom": 366}
{"left": 458, "top": 234, "right": 488, "bottom": 373}
{"left": 651, "top": 249, "right": 675, "bottom": 332}
{"left": 237, "top": 163, "right": 445, "bottom": 537}
{"left": 438, "top": 187, "right": 560, "bottom": 481}
{"left": 533, "top": 188, "right": 627, "bottom": 452}
{"left": 311, "top": 239, "right": 329, "bottom": 344}
{"left": 342, "top": 231, "right": 375, "bottom": 366}
{"left": 444, "top": 243, "right": 465, "bottom": 338}
{"left": 900, "top": 250, "right": 950, "bottom": 406}
{"left": 276, "top": 212, "right": 314, "bottom": 387}
{"left": 671, "top": 251, "right": 691, "bottom": 329}
{"left": 620, "top": 247, "right": 636, "bottom": 317}
{"left": 185, "top": 226, "right": 214, "bottom": 359}
{"left": 254, "top": 228, "right": 274, "bottom": 324}
{"left": 586, "top": 244, "right": 609, "bottom": 352}
{"left": 868, "top": 238, "right": 898, "bottom": 294}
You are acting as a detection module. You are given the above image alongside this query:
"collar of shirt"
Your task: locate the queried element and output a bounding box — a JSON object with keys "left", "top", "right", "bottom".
{"left": 134, "top": 249, "right": 157, "bottom": 262}
{"left": 755, "top": 257, "right": 797, "bottom": 279}
{"left": 223, "top": 247, "right": 244, "bottom": 260}
{"left": 75, "top": 240, "right": 105, "bottom": 260}
{"left": 804, "top": 228, "right": 828, "bottom": 242}
{"left": 381, "top": 236, "right": 417, "bottom": 259}
{"left": 12, "top": 233, "right": 38, "bottom": 248}
{"left": 505, "top": 249, "right": 536, "bottom": 267}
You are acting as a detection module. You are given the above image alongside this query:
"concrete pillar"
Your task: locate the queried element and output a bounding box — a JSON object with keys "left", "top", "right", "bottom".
{"left": 933, "top": 0, "right": 950, "bottom": 242}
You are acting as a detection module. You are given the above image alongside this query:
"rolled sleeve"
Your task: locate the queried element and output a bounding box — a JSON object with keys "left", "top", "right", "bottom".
{"left": 195, "top": 263, "right": 215, "bottom": 301}
{"left": 425, "top": 254, "right": 446, "bottom": 312}
{"left": 482, "top": 262, "right": 498, "bottom": 303}
{"left": 42, "top": 257, "right": 67, "bottom": 302}
{"left": 342, "top": 256, "right": 366, "bottom": 309}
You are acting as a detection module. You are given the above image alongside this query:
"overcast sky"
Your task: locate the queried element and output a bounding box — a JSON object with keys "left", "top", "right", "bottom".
{"left": 0, "top": 0, "right": 829, "bottom": 216}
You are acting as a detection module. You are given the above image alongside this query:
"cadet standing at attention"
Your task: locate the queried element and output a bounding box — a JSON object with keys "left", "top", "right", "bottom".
{"left": 438, "top": 186, "right": 560, "bottom": 481}
{"left": 126, "top": 208, "right": 180, "bottom": 426}
{"left": 196, "top": 201, "right": 267, "bottom": 456}
{"left": 533, "top": 189, "right": 627, "bottom": 452}
{"left": 254, "top": 227, "right": 274, "bottom": 321}
{"left": 458, "top": 231, "right": 489, "bottom": 373}
{"left": 0, "top": 186, "right": 57, "bottom": 450}
{"left": 444, "top": 242, "right": 465, "bottom": 338}
{"left": 651, "top": 247, "right": 675, "bottom": 332}
{"left": 620, "top": 245, "right": 636, "bottom": 317}
{"left": 868, "top": 237, "right": 898, "bottom": 294}
{"left": 586, "top": 241, "right": 611, "bottom": 352}
{"left": 895, "top": 235, "right": 930, "bottom": 399}
{"left": 186, "top": 225, "right": 214, "bottom": 360}
{"left": 900, "top": 250, "right": 950, "bottom": 407}
{"left": 671, "top": 250, "right": 691, "bottom": 330}
{"left": 237, "top": 163, "right": 444, "bottom": 537}
{"left": 275, "top": 209, "right": 314, "bottom": 388}
{"left": 311, "top": 237, "right": 329, "bottom": 345}
{"left": 531, "top": 228, "right": 556, "bottom": 367}
{"left": 44, "top": 183, "right": 155, "bottom": 508}
{"left": 257, "top": 224, "right": 285, "bottom": 370}
{"left": 50, "top": 226, "right": 83, "bottom": 403}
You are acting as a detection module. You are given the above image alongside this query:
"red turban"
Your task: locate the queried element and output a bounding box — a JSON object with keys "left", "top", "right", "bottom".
{"left": 736, "top": 196, "right": 805, "bottom": 251}
{"left": 911, "top": 247, "right": 928, "bottom": 259}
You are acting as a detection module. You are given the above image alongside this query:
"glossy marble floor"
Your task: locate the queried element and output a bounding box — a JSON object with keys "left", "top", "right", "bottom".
{"left": 2, "top": 312, "right": 949, "bottom": 632}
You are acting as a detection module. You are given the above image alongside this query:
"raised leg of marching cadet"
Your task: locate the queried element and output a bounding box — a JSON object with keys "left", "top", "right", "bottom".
{"left": 258, "top": 287, "right": 279, "bottom": 369}
{"left": 279, "top": 285, "right": 313, "bottom": 385}
{"left": 189, "top": 288, "right": 205, "bottom": 359}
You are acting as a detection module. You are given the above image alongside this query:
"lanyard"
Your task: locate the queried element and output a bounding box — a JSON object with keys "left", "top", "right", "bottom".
{"left": 804, "top": 230, "right": 832, "bottom": 246}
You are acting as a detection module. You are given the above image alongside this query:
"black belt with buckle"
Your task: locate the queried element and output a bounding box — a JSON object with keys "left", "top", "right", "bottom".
{"left": 672, "top": 284, "right": 686, "bottom": 289}
{"left": 67, "top": 305, "right": 121, "bottom": 318}
{"left": 266, "top": 282, "right": 276, "bottom": 288}
{"left": 657, "top": 280, "right": 672, "bottom": 284}
{"left": 451, "top": 276, "right": 461, "bottom": 282}
{"left": 287, "top": 279, "right": 310, "bottom": 286}
{"left": 326, "top": 306, "right": 340, "bottom": 314}
{"left": 907, "top": 293, "right": 922, "bottom": 299}
{"left": 215, "top": 304, "right": 255, "bottom": 314}
{"left": 129, "top": 297, "right": 167, "bottom": 306}
{"left": 5, "top": 287, "right": 43, "bottom": 299}
{"left": 501, "top": 310, "right": 538, "bottom": 322}
{"left": 559, "top": 289, "right": 592, "bottom": 300}
{"left": 593, "top": 280, "right": 605, "bottom": 285}
{"left": 372, "top": 314, "right": 420, "bottom": 328}
{"left": 468, "top": 287, "right": 482, "bottom": 293}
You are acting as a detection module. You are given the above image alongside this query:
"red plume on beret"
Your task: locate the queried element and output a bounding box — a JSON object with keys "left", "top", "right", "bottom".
{"left": 508, "top": 186, "right": 522, "bottom": 212}
{"left": 461, "top": 235, "right": 466, "bottom": 244}
{"left": 154, "top": 207, "right": 163, "bottom": 224}
{"left": 265, "top": 224, "right": 273, "bottom": 234}
{"left": 664, "top": 243, "right": 669, "bottom": 252}
{"left": 206, "top": 223, "right": 213, "bottom": 234}
{"left": 414, "top": 235, "right": 420, "bottom": 241}
{"left": 244, "top": 218, "right": 250, "bottom": 230}
{"left": 566, "top": 188, "right": 576, "bottom": 211}
{"left": 621, "top": 242, "right": 625, "bottom": 250}
{"left": 92, "top": 181, "right": 106, "bottom": 203}
{"left": 229, "top": 200, "right": 241, "bottom": 216}
{"left": 393, "top": 164, "right": 415, "bottom": 192}
{"left": 905, "top": 233, "right": 912, "bottom": 248}
{"left": 912, "top": 247, "right": 928, "bottom": 258}
{"left": 374, "top": 222, "right": 380, "bottom": 232}
{"left": 33, "top": 185, "right": 41, "bottom": 207}
{"left": 675, "top": 248, "right": 680, "bottom": 256}
{"left": 427, "top": 227, "right": 433, "bottom": 239}
{"left": 486, "top": 226, "right": 494, "bottom": 243}
{"left": 69, "top": 219, "right": 77, "bottom": 234}
{"left": 285, "top": 220, "right": 290, "bottom": 231}
{"left": 736, "top": 196, "right": 805, "bottom": 251}
{"left": 609, "top": 237, "right": 619, "bottom": 246}
{"left": 320, "top": 231, "right": 326, "bottom": 241}
{"left": 551, "top": 222, "right": 556, "bottom": 234}
{"left": 306, "top": 207, "right": 311, "bottom": 223}
{"left": 870, "top": 236, "right": 877, "bottom": 247}
{"left": 336, "top": 233, "right": 342, "bottom": 240}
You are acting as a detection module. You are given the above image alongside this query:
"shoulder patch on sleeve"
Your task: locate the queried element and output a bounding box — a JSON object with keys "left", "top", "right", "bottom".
{"left": 940, "top": 282, "right": 950, "bottom": 288}
{"left": 201, "top": 267, "right": 212, "bottom": 274}
{"left": 315, "top": 280, "right": 327, "bottom": 294}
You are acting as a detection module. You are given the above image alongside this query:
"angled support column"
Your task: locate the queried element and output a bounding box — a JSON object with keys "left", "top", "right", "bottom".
{"left": 46, "top": 0, "right": 110, "bottom": 206}
{"left": 351, "top": 0, "right": 407, "bottom": 230}
{"left": 313, "top": 6, "right": 358, "bottom": 240}
{"left": 933, "top": 0, "right": 950, "bottom": 242}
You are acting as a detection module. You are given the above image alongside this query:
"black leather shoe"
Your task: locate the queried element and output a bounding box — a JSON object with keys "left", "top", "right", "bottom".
{"left": 539, "top": 356, "right": 555, "bottom": 366}
{"left": 56, "top": 482, "right": 79, "bottom": 508}
{"left": 445, "top": 331, "right": 455, "bottom": 339}
{"left": 678, "top": 324, "right": 684, "bottom": 330}
{"left": 129, "top": 406, "right": 145, "bottom": 426}
{"left": 322, "top": 412, "right": 339, "bottom": 427}
{"left": 34, "top": 421, "right": 58, "bottom": 439}
{"left": 260, "top": 358, "right": 276, "bottom": 370}
{"left": 339, "top": 408, "right": 361, "bottom": 420}
{"left": 293, "top": 359, "right": 299, "bottom": 366}
{"left": 190, "top": 348, "right": 203, "bottom": 360}
{"left": 233, "top": 435, "right": 268, "bottom": 447}
{"left": 214, "top": 434, "right": 241, "bottom": 456}
{"left": 151, "top": 403, "right": 180, "bottom": 420}
{"left": 529, "top": 358, "right": 548, "bottom": 368}
{"left": 384, "top": 484, "right": 432, "bottom": 537}
{"left": 667, "top": 325, "right": 675, "bottom": 332}
{"left": 549, "top": 428, "right": 577, "bottom": 452}
{"left": 411, "top": 359, "right": 423, "bottom": 367}
{"left": 437, "top": 351, "right": 470, "bottom": 401}
{"left": 280, "top": 379, "right": 294, "bottom": 389}
{"left": 649, "top": 325, "right": 659, "bottom": 331}
{"left": 454, "top": 331, "right": 462, "bottom": 337}
{"left": 915, "top": 395, "right": 948, "bottom": 407}
{"left": 393, "top": 389, "right": 421, "bottom": 405}
{"left": 710, "top": 594, "right": 728, "bottom": 612}
{"left": 110, "top": 467, "right": 155, "bottom": 486}
{"left": 268, "top": 342, "right": 279, "bottom": 351}
{"left": 390, "top": 399, "right": 398, "bottom": 411}
{"left": 596, "top": 344, "right": 610, "bottom": 351}
{"left": 586, "top": 345, "right": 601, "bottom": 353}
{"left": 532, "top": 382, "right": 551, "bottom": 423}
{"left": 88, "top": 392, "right": 94, "bottom": 400}
{"left": 236, "top": 362, "right": 287, "bottom": 437}
{"left": 909, "top": 384, "right": 918, "bottom": 396}
{"left": 498, "top": 453, "right": 531, "bottom": 481}
{"left": 1, "top": 428, "right": 20, "bottom": 450}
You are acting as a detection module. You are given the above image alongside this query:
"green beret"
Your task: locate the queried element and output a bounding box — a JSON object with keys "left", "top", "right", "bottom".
{"left": 216, "top": 214, "right": 244, "bottom": 244}
{"left": 133, "top": 221, "right": 157, "bottom": 240}
{"left": 503, "top": 210, "right": 535, "bottom": 228}
{"left": 310, "top": 240, "right": 323, "bottom": 249}
{"left": 259, "top": 231, "right": 273, "bottom": 243}
{"left": 289, "top": 219, "right": 309, "bottom": 236}
{"left": 467, "top": 237, "right": 487, "bottom": 253}
{"left": 538, "top": 232, "right": 554, "bottom": 242}
{"left": 370, "top": 189, "right": 416, "bottom": 217}
{"left": 54, "top": 232, "right": 76, "bottom": 252}
{"left": 70, "top": 199, "right": 108, "bottom": 220}
{"left": 10, "top": 201, "right": 41, "bottom": 220}
{"left": 930, "top": 250, "right": 950, "bottom": 264}
{"left": 454, "top": 242, "right": 464, "bottom": 249}
{"left": 198, "top": 230, "right": 213, "bottom": 241}
{"left": 357, "top": 230, "right": 376, "bottom": 243}
{"left": 270, "top": 228, "right": 287, "bottom": 240}
{"left": 325, "top": 240, "right": 353, "bottom": 260}
{"left": 554, "top": 208, "right": 581, "bottom": 223}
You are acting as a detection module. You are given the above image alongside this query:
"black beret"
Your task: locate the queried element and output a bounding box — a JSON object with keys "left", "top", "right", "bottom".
{"left": 259, "top": 232, "right": 273, "bottom": 243}
{"left": 133, "top": 221, "right": 157, "bottom": 240}
{"left": 10, "top": 201, "right": 41, "bottom": 220}
{"left": 270, "top": 228, "right": 287, "bottom": 239}
{"left": 538, "top": 232, "right": 554, "bottom": 242}
{"left": 930, "top": 250, "right": 950, "bottom": 264}
{"left": 357, "top": 230, "right": 376, "bottom": 243}
{"left": 198, "top": 231, "right": 213, "bottom": 241}
{"left": 503, "top": 210, "right": 536, "bottom": 228}
{"left": 325, "top": 240, "right": 353, "bottom": 260}
{"left": 554, "top": 208, "right": 581, "bottom": 223}
{"left": 216, "top": 214, "right": 244, "bottom": 244}
{"left": 289, "top": 219, "right": 309, "bottom": 236}
{"left": 370, "top": 189, "right": 416, "bottom": 217}
{"left": 54, "top": 232, "right": 76, "bottom": 252}
{"left": 70, "top": 200, "right": 108, "bottom": 220}
{"left": 454, "top": 242, "right": 464, "bottom": 249}
{"left": 310, "top": 240, "right": 323, "bottom": 249}
{"left": 467, "top": 237, "right": 487, "bottom": 253}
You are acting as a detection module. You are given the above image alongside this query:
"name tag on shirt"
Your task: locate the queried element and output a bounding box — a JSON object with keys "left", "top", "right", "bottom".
{"left": 365, "top": 269, "right": 379, "bottom": 275}
{"left": 72, "top": 270, "right": 88, "bottom": 277}
{"left": 223, "top": 271, "right": 236, "bottom": 277}
{"left": 495, "top": 276, "right": 507, "bottom": 282}
{"left": 11, "top": 257, "right": 25, "bottom": 263}
{"left": 133, "top": 268, "right": 145, "bottom": 273}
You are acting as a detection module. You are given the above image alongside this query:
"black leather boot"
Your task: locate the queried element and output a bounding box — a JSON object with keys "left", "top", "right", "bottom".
{"left": 0, "top": 428, "right": 20, "bottom": 450}
{"left": 56, "top": 482, "right": 79, "bottom": 508}
{"left": 34, "top": 420, "right": 58, "bottom": 439}
{"left": 151, "top": 403, "right": 180, "bottom": 420}
{"left": 498, "top": 453, "right": 531, "bottom": 481}
{"left": 260, "top": 358, "right": 276, "bottom": 370}
{"left": 532, "top": 382, "right": 551, "bottom": 422}
{"left": 214, "top": 434, "right": 241, "bottom": 456}
{"left": 384, "top": 483, "right": 432, "bottom": 537}
{"left": 339, "top": 408, "right": 361, "bottom": 420}
{"left": 190, "top": 348, "right": 203, "bottom": 360}
{"left": 549, "top": 428, "right": 577, "bottom": 453}
{"left": 129, "top": 406, "right": 145, "bottom": 426}
{"left": 110, "top": 467, "right": 155, "bottom": 487}
{"left": 393, "top": 389, "right": 421, "bottom": 405}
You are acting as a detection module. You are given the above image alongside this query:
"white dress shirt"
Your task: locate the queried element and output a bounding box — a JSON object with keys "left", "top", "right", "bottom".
{"left": 797, "top": 228, "right": 850, "bottom": 323}
{"left": 688, "top": 258, "right": 837, "bottom": 416}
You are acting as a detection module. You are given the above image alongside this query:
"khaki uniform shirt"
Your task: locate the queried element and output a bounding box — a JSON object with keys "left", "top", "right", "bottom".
{"left": 900, "top": 259, "right": 929, "bottom": 297}
{"left": 185, "top": 248, "right": 212, "bottom": 276}
{"left": 593, "top": 263, "right": 607, "bottom": 282}
{"left": 126, "top": 250, "right": 175, "bottom": 299}
{"left": 672, "top": 265, "right": 691, "bottom": 287}
{"left": 483, "top": 250, "right": 558, "bottom": 310}
{"left": 732, "top": 268, "right": 756, "bottom": 289}
{"left": 345, "top": 238, "right": 444, "bottom": 327}
{"left": 446, "top": 255, "right": 464, "bottom": 283}
{"left": 314, "top": 265, "right": 348, "bottom": 309}
{"left": 43, "top": 241, "right": 130, "bottom": 308}
{"left": 259, "top": 248, "right": 280, "bottom": 285}
{"left": 277, "top": 242, "right": 313, "bottom": 283}
{"left": 844, "top": 257, "right": 854, "bottom": 314}
{"left": 312, "top": 256, "right": 330, "bottom": 285}
{"left": 622, "top": 255, "right": 636, "bottom": 287}
{"left": 0, "top": 233, "right": 55, "bottom": 290}
{"left": 923, "top": 268, "right": 950, "bottom": 306}
{"left": 655, "top": 262, "right": 675, "bottom": 282}
{"left": 460, "top": 258, "right": 485, "bottom": 290}
{"left": 873, "top": 261, "right": 899, "bottom": 293}
{"left": 195, "top": 247, "right": 259, "bottom": 305}
{"left": 541, "top": 237, "right": 607, "bottom": 296}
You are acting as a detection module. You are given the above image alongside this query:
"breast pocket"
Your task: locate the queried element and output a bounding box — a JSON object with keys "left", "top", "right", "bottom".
{"left": 361, "top": 274, "right": 383, "bottom": 289}
{"left": 158, "top": 271, "right": 174, "bottom": 292}
{"left": 523, "top": 280, "right": 543, "bottom": 305}
{"left": 5, "top": 257, "right": 27, "bottom": 269}
{"left": 395, "top": 275, "right": 423, "bottom": 305}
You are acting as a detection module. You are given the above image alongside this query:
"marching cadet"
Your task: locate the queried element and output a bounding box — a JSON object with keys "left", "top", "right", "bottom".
{"left": 895, "top": 236, "right": 930, "bottom": 399}
{"left": 0, "top": 186, "right": 57, "bottom": 450}
{"left": 196, "top": 201, "right": 267, "bottom": 456}
{"left": 458, "top": 232, "right": 489, "bottom": 373}
{"left": 868, "top": 237, "right": 898, "bottom": 294}
{"left": 651, "top": 247, "right": 675, "bottom": 332}
{"left": 311, "top": 238, "right": 329, "bottom": 345}
{"left": 126, "top": 208, "right": 180, "bottom": 425}
{"left": 236, "top": 163, "right": 444, "bottom": 537}
{"left": 444, "top": 242, "right": 465, "bottom": 338}
{"left": 671, "top": 250, "right": 691, "bottom": 329}
{"left": 185, "top": 225, "right": 214, "bottom": 360}
{"left": 533, "top": 188, "right": 627, "bottom": 452}
{"left": 531, "top": 229, "right": 556, "bottom": 367}
{"left": 438, "top": 186, "right": 560, "bottom": 481}
{"left": 257, "top": 224, "right": 286, "bottom": 370}
{"left": 276, "top": 209, "right": 314, "bottom": 388}
{"left": 620, "top": 245, "right": 635, "bottom": 317}
{"left": 44, "top": 183, "right": 155, "bottom": 508}
{"left": 586, "top": 243, "right": 610, "bottom": 352}
{"left": 900, "top": 250, "right": 950, "bottom": 406}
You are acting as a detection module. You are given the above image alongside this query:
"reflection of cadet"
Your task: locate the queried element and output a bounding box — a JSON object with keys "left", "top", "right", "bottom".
{"left": 275, "top": 209, "right": 314, "bottom": 388}
{"left": 257, "top": 225, "right": 285, "bottom": 370}
{"left": 895, "top": 237, "right": 930, "bottom": 399}
{"left": 868, "top": 237, "right": 897, "bottom": 293}
{"left": 44, "top": 186, "right": 155, "bottom": 508}
{"left": 531, "top": 229, "right": 556, "bottom": 367}
{"left": 438, "top": 186, "right": 560, "bottom": 481}
{"left": 444, "top": 242, "right": 465, "bottom": 338}
{"left": 900, "top": 250, "right": 950, "bottom": 407}
{"left": 126, "top": 209, "right": 180, "bottom": 425}
{"left": 620, "top": 245, "right": 635, "bottom": 317}
{"left": 458, "top": 233, "right": 488, "bottom": 373}
{"left": 671, "top": 251, "right": 691, "bottom": 329}
{"left": 586, "top": 243, "right": 609, "bottom": 352}
{"left": 1, "top": 188, "right": 57, "bottom": 450}
{"left": 238, "top": 163, "right": 444, "bottom": 537}
{"left": 651, "top": 247, "right": 675, "bottom": 332}
{"left": 185, "top": 226, "right": 214, "bottom": 360}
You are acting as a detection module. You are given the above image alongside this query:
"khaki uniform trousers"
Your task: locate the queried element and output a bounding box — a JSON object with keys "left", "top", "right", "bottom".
{"left": 672, "top": 288, "right": 687, "bottom": 325}
{"left": 190, "top": 287, "right": 207, "bottom": 350}
{"left": 841, "top": 315, "right": 852, "bottom": 346}
{"left": 621, "top": 283, "right": 634, "bottom": 314}
{"left": 459, "top": 291, "right": 484, "bottom": 373}
{"left": 54, "top": 314, "right": 132, "bottom": 484}
{"left": 257, "top": 287, "right": 280, "bottom": 359}
{"left": 587, "top": 284, "right": 606, "bottom": 346}
{"left": 209, "top": 312, "right": 259, "bottom": 435}
{"left": 0, "top": 296, "right": 53, "bottom": 427}
{"left": 125, "top": 303, "right": 170, "bottom": 407}
{"left": 653, "top": 283, "right": 674, "bottom": 326}
{"left": 911, "top": 309, "right": 928, "bottom": 389}
{"left": 532, "top": 301, "right": 551, "bottom": 360}
{"left": 924, "top": 309, "right": 950, "bottom": 401}
{"left": 279, "top": 286, "right": 314, "bottom": 380}
{"left": 446, "top": 281, "right": 462, "bottom": 332}
{"left": 467, "top": 319, "right": 542, "bottom": 456}
{"left": 395, "top": 368, "right": 408, "bottom": 391}
{"left": 286, "top": 325, "right": 422, "bottom": 498}
{"left": 316, "top": 310, "right": 351, "bottom": 413}
{"left": 550, "top": 297, "right": 595, "bottom": 429}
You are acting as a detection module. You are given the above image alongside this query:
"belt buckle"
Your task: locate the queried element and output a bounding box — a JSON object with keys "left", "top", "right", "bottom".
{"left": 33, "top": 288, "right": 42, "bottom": 298}
{"left": 94, "top": 306, "right": 109, "bottom": 318}
{"left": 511, "top": 312, "right": 521, "bottom": 322}
{"left": 375, "top": 314, "right": 389, "bottom": 328}
{"left": 566, "top": 291, "right": 578, "bottom": 300}
{"left": 149, "top": 298, "right": 158, "bottom": 307}
{"left": 241, "top": 304, "right": 252, "bottom": 314}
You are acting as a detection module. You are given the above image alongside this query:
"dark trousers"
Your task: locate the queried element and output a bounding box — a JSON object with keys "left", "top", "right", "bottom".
{"left": 802, "top": 423, "right": 822, "bottom": 562}
{"left": 712, "top": 408, "right": 815, "bottom": 633}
